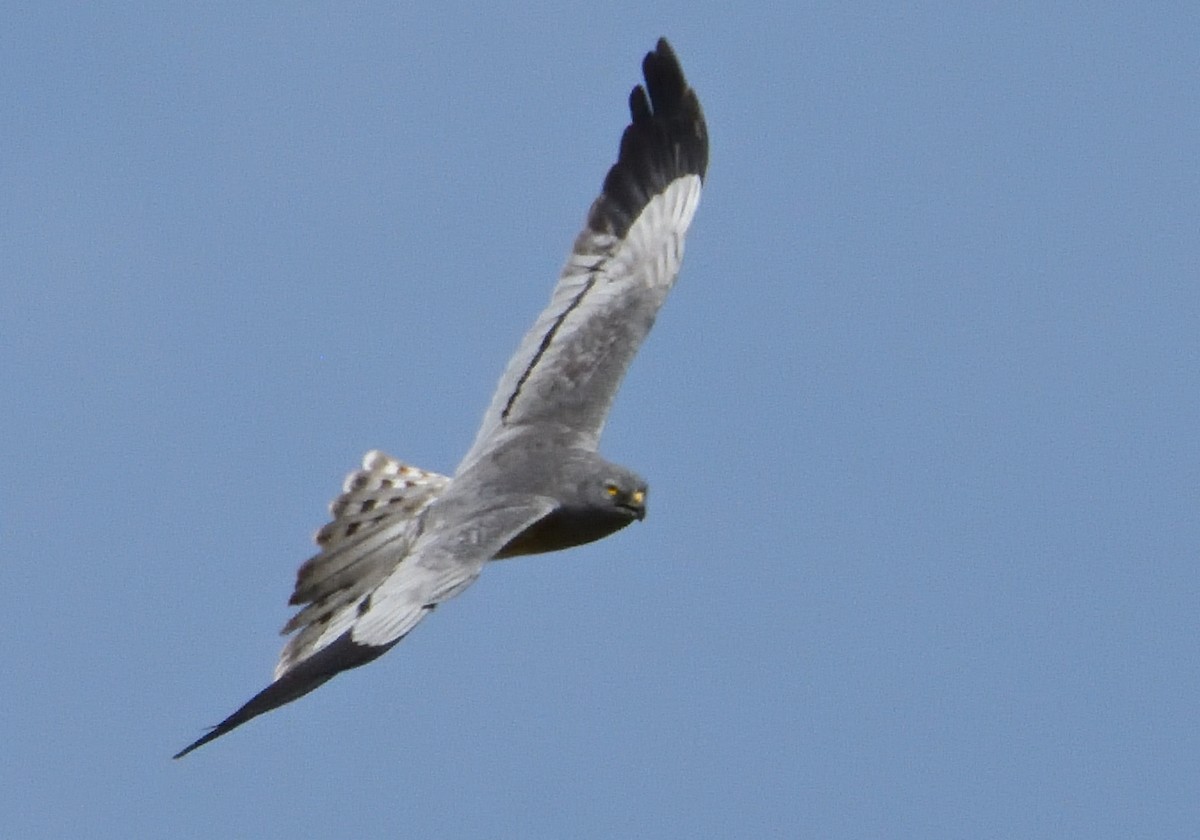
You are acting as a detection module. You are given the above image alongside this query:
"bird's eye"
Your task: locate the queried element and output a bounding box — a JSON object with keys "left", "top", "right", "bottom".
{"left": 605, "top": 483, "right": 620, "bottom": 497}
{"left": 631, "top": 489, "right": 645, "bottom": 506}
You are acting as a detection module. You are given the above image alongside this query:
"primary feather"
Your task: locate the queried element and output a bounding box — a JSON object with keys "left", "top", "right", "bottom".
{"left": 459, "top": 38, "right": 708, "bottom": 470}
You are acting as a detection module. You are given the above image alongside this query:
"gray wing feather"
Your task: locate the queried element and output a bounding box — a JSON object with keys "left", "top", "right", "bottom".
{"left": 349, "top": 497, "right": 558, "bottom": 647}
{"left": 277, "top": 495, "right": 556, "bottom": 676}
{"left": 458, "top": 39, "right": 708, "bottom": 473}
{"left": 174, "top": 496, "right": 554, "bottom": 757}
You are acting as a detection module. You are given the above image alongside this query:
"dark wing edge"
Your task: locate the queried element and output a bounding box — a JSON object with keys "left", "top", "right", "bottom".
{"left": 172, "top": 451, "right": 448, "bottom": 760}
{"left": 172, "top": 630, "right": 396, "bottom": 759}
{"left": 584, "top": 38, "right": 709, "bottom": 242}
{"left": 458, "top": 38, "right": 708, "bottom": 470}
{"left": 172, "top": 497, "right": 557, "bottom": 759}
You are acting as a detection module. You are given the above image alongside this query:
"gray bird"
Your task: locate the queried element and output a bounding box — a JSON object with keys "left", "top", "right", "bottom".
{"left": 175, "top": 37, "right": 708, "bottom": 759}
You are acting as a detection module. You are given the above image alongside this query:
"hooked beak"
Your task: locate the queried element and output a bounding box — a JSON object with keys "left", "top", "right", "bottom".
{"left": 626, "top": 489, "right": 647, "bottom": 520}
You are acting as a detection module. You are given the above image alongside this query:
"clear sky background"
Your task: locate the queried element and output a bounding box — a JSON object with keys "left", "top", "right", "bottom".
{"left": 4, "top": 3, "right": 1197, "bottom": 838}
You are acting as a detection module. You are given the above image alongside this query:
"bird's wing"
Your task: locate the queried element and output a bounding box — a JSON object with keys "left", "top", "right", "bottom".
{"left": 457, "top": 39, "right": 708, "bottom": 474}
{"left": 173, "top": 493, "right": 556, "bottom": 759}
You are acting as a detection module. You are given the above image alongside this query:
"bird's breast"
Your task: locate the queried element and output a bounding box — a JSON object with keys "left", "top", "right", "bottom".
{"left": 493, "top": 506, "right": 635, "bottom": 559}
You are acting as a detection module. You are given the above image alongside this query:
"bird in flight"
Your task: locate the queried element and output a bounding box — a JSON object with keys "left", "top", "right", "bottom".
{"left": 175, "top": 37, "right": 708, "bottom": 759}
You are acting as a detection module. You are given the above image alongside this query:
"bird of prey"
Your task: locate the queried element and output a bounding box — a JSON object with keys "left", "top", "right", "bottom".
{"left": 174, "top": 37, "right": 708, "bottom": 759}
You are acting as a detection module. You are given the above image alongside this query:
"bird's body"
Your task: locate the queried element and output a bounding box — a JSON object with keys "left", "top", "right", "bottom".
{"left": 175, "top": 38, "right": 707, "bottom": 759}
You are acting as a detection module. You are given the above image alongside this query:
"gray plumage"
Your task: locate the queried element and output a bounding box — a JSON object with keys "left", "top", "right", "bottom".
{"left": 174, "top": 37, "right": 707, "bottom": 759}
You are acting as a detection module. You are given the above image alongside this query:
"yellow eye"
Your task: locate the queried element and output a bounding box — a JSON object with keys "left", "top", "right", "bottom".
{"left": 631, "top": 489, "right": 645, "bottom": 506}
{"left": 605, "top": 484, "right": 620, "bottom": 497}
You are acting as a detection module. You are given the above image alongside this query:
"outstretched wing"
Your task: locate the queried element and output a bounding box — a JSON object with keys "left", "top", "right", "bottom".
{"left": 458, "top": 38, "right": 708, "bottom": 473}
{"left": 173, "top": 490, "right": 557, "bottom": 759}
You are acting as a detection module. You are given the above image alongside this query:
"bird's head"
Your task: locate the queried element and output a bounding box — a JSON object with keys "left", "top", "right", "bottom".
{"left": 597, "top": 473, "right": 647, "bottom": 521}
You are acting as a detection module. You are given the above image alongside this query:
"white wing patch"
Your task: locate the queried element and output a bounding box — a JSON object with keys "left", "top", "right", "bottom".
{"left": 612, "top": 173, "right": 702, "bottom": 289}
{"left": 274, "top": 450, "right": 450, "bottom": 679}
{"left": 459, "top": 172, "right": 704, "bottom": 471}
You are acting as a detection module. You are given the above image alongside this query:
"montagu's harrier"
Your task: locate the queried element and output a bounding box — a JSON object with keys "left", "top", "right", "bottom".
{"left": 175, "top": 38, "right": 708, "bottom": 759}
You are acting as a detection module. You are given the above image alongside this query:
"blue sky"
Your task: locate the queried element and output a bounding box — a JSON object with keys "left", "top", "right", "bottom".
{"left": 4, "top": 3, "right": 1198, "bottom": 837}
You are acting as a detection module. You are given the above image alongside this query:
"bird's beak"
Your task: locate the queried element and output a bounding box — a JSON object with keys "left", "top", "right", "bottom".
{"left": 630, "top": 489, "right": 646, "bottom": 520}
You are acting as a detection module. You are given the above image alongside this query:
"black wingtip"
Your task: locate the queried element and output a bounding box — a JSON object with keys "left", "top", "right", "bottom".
{"left": 586, "top": 37, "right": 709, "bottom": 241}
{"left": 172, "top": 630, "right": 396, "bottom": 759}
{"left": 171, "top": 674, "right": 308, "bottom": 760}
{"left": 640, "top": 37, "right": 708, "bottom": 180}
{"left": 173, "top": 726, "right": 225, "bottom": 760}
